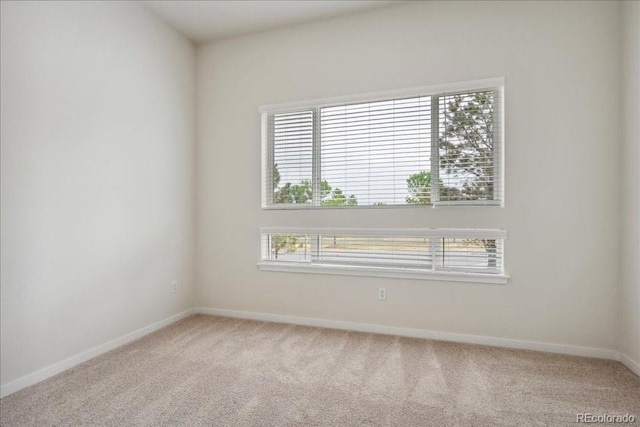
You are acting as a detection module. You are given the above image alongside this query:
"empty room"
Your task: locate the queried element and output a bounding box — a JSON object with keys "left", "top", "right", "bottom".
{"left": 1, "top": 0, "right": 639, "bottom": 425}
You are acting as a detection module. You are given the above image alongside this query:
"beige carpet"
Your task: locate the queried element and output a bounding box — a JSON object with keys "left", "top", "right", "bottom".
{"left": 1, "top": 315, "right": 639, "bottom": 426}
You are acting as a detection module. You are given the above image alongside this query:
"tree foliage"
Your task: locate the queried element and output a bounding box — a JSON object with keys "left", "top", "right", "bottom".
{"left": 321, "top": 187, "right": 357, "bottom": 206}
{"left": 273, "top": 163, "right": 281, "bottom": 189}
{"left": 406, "top": 171, "right": 462, "bottom": 205}
{"left": 405, "top": 170, "right": 433, "bottom": 204}
{"left": 439, "top": 91, "right": 494, "bottom": 201}
{"left": 272, "top": 165, "right": 357, "bottom": 207}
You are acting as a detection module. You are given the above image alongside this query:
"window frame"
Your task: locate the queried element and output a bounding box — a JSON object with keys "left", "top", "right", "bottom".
{"left": 260, "top": 77, "right": 505, "bottom": 210}
{"left": 259, "top": 227, "right": 509, "bottom": 284}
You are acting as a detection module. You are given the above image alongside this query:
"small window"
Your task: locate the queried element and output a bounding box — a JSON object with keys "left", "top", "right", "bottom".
{"left": 261, "top": 79, "right": 503, "bottom": 209}
{"left": 259, "top": 228, "right": 508, "bottom": 284}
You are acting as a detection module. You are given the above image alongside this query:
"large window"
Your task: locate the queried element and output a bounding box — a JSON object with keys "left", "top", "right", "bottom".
{"left": 259, "top": 228, "right": 508, "bottom": 284}
{"left": 258, "top": 79, "right": 508, "bottom": 284}
{"left": 261, "top": 79, "right": 503, "bottom": 208}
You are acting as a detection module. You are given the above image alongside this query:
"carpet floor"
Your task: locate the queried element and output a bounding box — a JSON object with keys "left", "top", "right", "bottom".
{"left": 1, "top": 314, "right": 639, "bottom": 426}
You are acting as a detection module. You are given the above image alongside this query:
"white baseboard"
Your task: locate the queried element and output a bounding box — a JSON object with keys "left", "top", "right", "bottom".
{"left": 195, "top": 307, "right": 620, "bottom": 361}
{"left": 0, "top": 308, "right": 195, "bottom": 399}
{"left": 618, "top": 352, "right": 640, "bottom": 376}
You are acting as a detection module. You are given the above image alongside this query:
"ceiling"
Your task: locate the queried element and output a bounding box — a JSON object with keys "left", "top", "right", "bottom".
{"left": 142, "top": 1, "right": 400, "bottom": 43}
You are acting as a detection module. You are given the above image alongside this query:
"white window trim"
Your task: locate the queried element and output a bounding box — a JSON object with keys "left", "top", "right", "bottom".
{"left": 258, "top": 77, "right": 504, "bottom": 114}
{"left": 259, "top": 227, "right": 509, "bottom": 285}
{"left": 260, "top": 77, "right": 505, "bottom": 210}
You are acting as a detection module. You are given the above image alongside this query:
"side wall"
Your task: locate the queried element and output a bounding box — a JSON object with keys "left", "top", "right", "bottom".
{"left": 196, "top": 1, "right": 622, "bottom": 351}
{"left": 0, "top": 1, "right": 196, "bottom": 386}
{"left": 620, "top": 0, "right": 640, "bottom": 370}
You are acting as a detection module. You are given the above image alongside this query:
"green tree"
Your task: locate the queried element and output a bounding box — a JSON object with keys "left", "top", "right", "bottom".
{"left": 439, "top": 91, "right": 497, "bottom": 267}
{"left": 273, "top": 163, "right": 281, "bottom": 189}
{"left": 274, "top": 182, "right": 291, "bottom": 204}
{"left": 405, "top": 170, "right": 433, "bottom": 204}
{"left": 322, "top": 187, "right": 357, "bottom": 206}
{"left": 320, "top": 180, "right": 332, "bottom": 200}
{"left": 273, "top": 177, "right": 312, "bottom": 204}
{"left": 406, "top": 171, "right": 462, "bottom": 204}
{"left": 290, "top": 180, "right": 312, "bottom": 203}
{"left": 272, "top": 163, "right": 357, "bottom": 206}
{"left": 272, "top": 163, "right": 294, "bottom": 204}
{"left": 439, "top": 185, "right": 462, "bottom": 201}
{"left": 439, "top": 91, "right": 495, "bottom": 201}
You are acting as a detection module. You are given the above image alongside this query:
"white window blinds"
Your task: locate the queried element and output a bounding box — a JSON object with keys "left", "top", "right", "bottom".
{"left": 262, "top": 81, "right": 503, "bottom": 208}
{"left": 259, "top": 228, "right": 507, "bottom": 283}
{"left": 437, "top": 90, "right": 502, "bottom": 204}
{"left": 320, "top": 97, "right": 432, "bottom": 206}
{"left": 270, "top": 110, "right": 314, "bottom": 205}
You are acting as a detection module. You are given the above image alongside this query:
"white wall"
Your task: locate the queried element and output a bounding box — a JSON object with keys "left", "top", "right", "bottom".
{"left": 0, "top": 1, "right": 196, "bottom": 386}
{"left": 196, "top": 1, "right": 622, "bottom": 351}
{"left": 620, "top": 0, "right": 640, "bottom": 368}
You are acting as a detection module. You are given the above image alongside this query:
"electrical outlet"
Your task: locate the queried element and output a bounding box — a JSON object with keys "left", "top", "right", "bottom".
{"left": 171, "top": 280, "right": 179, "bottom": 293}
{"left": 377, "top": 287, "right": 386, "bottom": 300}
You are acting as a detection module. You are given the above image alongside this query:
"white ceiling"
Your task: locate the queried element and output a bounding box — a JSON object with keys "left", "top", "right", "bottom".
{"left": 142, "top": 1, "right": 400, "bottom": 43}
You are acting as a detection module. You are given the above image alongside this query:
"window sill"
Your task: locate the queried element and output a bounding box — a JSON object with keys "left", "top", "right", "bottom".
{"left": 258, "top": 261, "right": 509, "bottom": 285}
